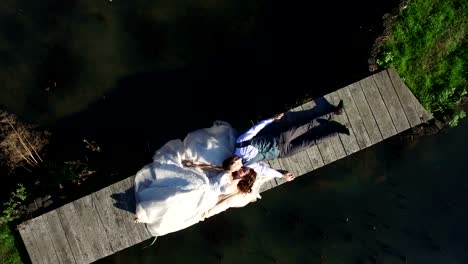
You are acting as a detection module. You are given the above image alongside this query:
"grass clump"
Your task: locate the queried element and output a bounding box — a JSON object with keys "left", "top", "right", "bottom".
{"left": 0, "top": 224, "right": 22, "bottom": 264}
{"left": 377, "top": 0, "right": 467, "bottom": 126}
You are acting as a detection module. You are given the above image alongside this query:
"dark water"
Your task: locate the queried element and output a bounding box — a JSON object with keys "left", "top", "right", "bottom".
{"left": 100, "top": 115, "right": 468, "bottom": 264}
{"left": 0, "top": 0, "right": 398, "bottom": 128}
{"left": 0, "top": 0, "right": 398, "bottom": 125}
{"left": 1, "top": 0, "right": 401, "bottom": 198}
{"left": 6, "top": 0, "right": 452, "bottom": 263}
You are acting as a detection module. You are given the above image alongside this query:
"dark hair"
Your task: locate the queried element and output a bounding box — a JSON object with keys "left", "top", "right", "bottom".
{"left": 222, "top": 156, "right": 239, "bottom": 171}
{"left": 237, "top": 169, "right": 257, "bottom": 193}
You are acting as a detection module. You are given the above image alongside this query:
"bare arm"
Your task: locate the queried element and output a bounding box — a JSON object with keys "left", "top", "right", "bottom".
{"left": 182, "top": 160, "right": 224, "bottom": 172}
{"left": 203, "top": 191, "right": 256, "bottom": 219}
{"left": 248, "top": 162, "right": 284, "bottom": 178}
{"left": 248, "top": 162, "right": 295, "bottom": 181}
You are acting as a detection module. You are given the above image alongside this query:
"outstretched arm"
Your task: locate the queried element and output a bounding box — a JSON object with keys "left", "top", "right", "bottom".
{"left": 248, "top": 162, "right": 295, "bottom": 181}
{"left": 236, "top": 113, "right": 284, "bottom": 143}
{"left": 248, "top": 162, "right": 283, "bottom": 178}
{"left": 182, "top": 160, "right": 224, "bottom": 172}
{"left": 203, "top": 192, "right": 256, "bottom": 219}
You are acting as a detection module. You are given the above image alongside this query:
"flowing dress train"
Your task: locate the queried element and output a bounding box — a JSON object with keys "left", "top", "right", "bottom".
{"left": 134, "top": 121, "right": 272, "bottom": 236}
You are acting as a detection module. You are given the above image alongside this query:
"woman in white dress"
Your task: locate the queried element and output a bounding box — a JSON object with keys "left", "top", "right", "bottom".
{"left": 133, "top": 121, "right": 267, "bottom": 237}
{"left": 181, "top": 159, "right": 257, "bottom": 218}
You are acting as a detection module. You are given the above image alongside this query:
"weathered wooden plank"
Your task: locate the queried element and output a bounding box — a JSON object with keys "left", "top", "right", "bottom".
{"left": 359, "top": 76, "right": 397, "bottom": 139}
{"left": 56, "top": 203, "right": 91, "bottom": 264}
{"left": 337, "top": 85, "right": 372, "bottom": 149}
{"left": 373, "top": 70, "right": 410, "bottom": 133}
{"left": 415, "top": 96, "right": 433, "bottom": 123}
{"left": 300, "top": 99, "right": 337, "bottom": 164}
{"left": 30, "top": 215, "right": 61, "bottom": 264}
{"left": 410, "top": 92, "right": 432, "bottom": 123}
{"left": 108, "top": 178, "right": 149, "bottom": 246}
{"left": 300, "top": 101, "right": 326, "bottom": 168}
{"left": 57, "top": 196, "right": 113, "bottom": 264}
{"left": 315, "top": 138, "right": 336, "bottom": 165}
{"left": 386, "top": 68, "right": 422, "bottom": 127}
{"left": 388, "top": 68, "right": 431, "bottom": 123}
{"left": 258, "top": 178, "right": 276, "bottom": 193}
{"left": 268, "top": 159, "right": 287, "bottom": 186}
{"left": 387, "top": 68, "right": 432, "bottom": 123}
{"left": 348, "top": 82, "right": 383, "bottom": 144}
{"left": 112, "top": 176, "right": 152, "bottom": 244}
{"left": 266, "top": 178, "right": 278, "bottom": 189}
{"left": 74, "top": 195, "right": 113, "bottom": 262}
{"left": 266, "top": 159, "right": 281, "bottom": 172}
{"left": 93, "top": 185, "right": 132, "bottom": 253}
{"left": 325, "top": 92, "right": 360, "bottom": 156}
{"left": 275, "top": 127, "right": 304, "bottom": 176}
{"left": 42, "top": 210, "right": 76, "bottom": 264}
{"left": 407, "top": 84, "right": 433, "bottom": 123}
{"left": 277, "top": 157, "right": 295, "bottom": 176}
{"left": 18, "top": 222, "right": 43, "bottom": 264}
{"left": 322, "top": 93, "right": 348, "bottom": 159}
{"left": 128, "top": 177, "right": 153, "bottom": 241}
{"left": 282, "top": 106, "right": 315, "bottom": 175}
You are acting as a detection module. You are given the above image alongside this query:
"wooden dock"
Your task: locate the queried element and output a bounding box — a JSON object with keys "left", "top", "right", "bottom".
{"left": 18, "top": 68, "right": 432, "bottom": 263}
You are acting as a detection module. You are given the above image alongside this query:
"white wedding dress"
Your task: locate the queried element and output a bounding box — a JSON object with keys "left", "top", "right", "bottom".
{"left": 134, "top": 121, "right": 271, "bottom": 236}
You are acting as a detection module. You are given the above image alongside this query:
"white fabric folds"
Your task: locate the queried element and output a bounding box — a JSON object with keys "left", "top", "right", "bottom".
{"left": 134, "top": 121, "right": 271, "bottom": 236}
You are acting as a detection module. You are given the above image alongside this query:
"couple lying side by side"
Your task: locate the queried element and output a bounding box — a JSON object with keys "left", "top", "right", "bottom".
{"left": 184, "top": 99, "right": 347, "bottom": 182}
{"left": 134, "top": 101, "right": 347, "bottom": 236}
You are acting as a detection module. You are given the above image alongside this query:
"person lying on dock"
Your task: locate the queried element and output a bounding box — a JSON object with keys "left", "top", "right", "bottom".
{"left": 189, "top": 100, "right": 348, "bottom": 182}
{"left": 181, "top": 161, "right": 258, "bottom": 219}
{"left": 133, "top": 121, "right": 271, "bottom": 237}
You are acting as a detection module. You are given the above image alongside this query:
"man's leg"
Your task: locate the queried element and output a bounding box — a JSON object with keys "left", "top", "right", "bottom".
{"left": 260, "top": 100, "right": 345, "bottom": 137}
{"left": 278, "top": 99, "right": 344, "bottom": 145}
{"left": 279, "top": 119, "right": 348, "bottom": 158}
{"left": 278, "top": 119, "right": 322, "bottom": 145}
{"left": 311, "top": 99, "right": 344, "bottom": 121}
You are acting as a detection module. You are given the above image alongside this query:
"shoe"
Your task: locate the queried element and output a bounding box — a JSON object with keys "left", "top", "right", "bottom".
{"left": 334, "top": 100, "right": 344, "bottom": 115}
{"left": 337, "top": 124, "right": 350, "bottom": 135}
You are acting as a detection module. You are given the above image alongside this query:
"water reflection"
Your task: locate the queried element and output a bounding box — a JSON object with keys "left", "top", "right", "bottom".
{"left": 1, "top": 0, "right": 400, "bottom": 126}
{"left": 100, "top": 119, "right": 468, "bottom": 263}
{"left": 0, "top": 0, "right": 261, "bottom": 124}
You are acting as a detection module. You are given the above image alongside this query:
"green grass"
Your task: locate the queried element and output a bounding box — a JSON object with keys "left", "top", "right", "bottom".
{"left": 0, "top": 224, "right": 22, "bottom": 264}
{"left": 377, "top": 0, "right": 468, "bottom": 125}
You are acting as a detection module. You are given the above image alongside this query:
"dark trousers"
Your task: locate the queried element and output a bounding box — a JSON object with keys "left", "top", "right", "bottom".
{"left": 277, "top": 116, "right": 344, "bottom": 158}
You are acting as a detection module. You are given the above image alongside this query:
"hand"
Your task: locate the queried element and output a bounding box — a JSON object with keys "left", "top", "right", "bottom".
{"left": 283, "top": 172, "right": 295, "bottom": 181}
{"left": 273, "top": 113, "right": 284, "bottom": 121}
{"left": 182, "top": 160, "right": 194, "bottom": 167}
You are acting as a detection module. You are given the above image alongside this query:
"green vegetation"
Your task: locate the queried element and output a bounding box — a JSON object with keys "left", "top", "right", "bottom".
{"left": 0, "top": 224, "right": 22, "bottom": 264}
{"left": 2, "top": 183, "right": 28, "bottom": 224}
{"left": 377, "top": 0, "right": 467, "bottom": 126}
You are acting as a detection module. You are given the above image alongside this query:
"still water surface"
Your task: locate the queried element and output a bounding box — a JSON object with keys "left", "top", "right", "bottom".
{"left": 1, "top": 0, "right": 399, "bottom": 128}
{"left": 100, "top": 119, "right": 468, "bottom": 264}
{"left": 5, "top": 1, "right": 464, "bottom": 263}
{"left": 1, "top": 0, "right": 402, "bottom": 193}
